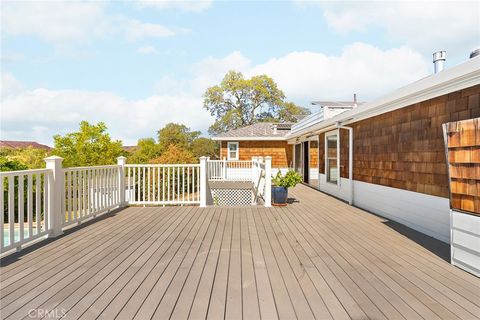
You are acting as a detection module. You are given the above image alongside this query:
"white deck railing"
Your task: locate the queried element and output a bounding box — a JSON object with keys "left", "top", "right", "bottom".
{"left": 1, "top": 155, "right": 271, "bottom": 255}
{"left": 63, "top": 165, "right": 121, "bottom": 227}
{"left": 125, "top": 164, "right": 200, "bottom": 205}
{"left": 252, "top": 157, "right": 271, "bottom": 205}
{"left": 0, "top": 169, "right": 52, "bottom": 253}
{"left": 207, "top": 159, "right": 253, "bottom": 181}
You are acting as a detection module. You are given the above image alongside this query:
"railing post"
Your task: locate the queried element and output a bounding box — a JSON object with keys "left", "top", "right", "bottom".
{"left": 264, "top": 156, "right": 272, "bottom": 207}
{"left": 45, "top": 156, "right": 64, "bottom": 237}
{"left": 222, "top": 157, "right": 227, "bottom": 180}
{"left": 117, "top": 156, "right": 127, "bottom": 207}
{"left": 200, "top": 156, "right": 207, "bottom": 207}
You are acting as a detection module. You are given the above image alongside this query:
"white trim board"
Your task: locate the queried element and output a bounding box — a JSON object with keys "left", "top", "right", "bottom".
{"left": 451, "top": 210, "right": 480, "bottom": 277}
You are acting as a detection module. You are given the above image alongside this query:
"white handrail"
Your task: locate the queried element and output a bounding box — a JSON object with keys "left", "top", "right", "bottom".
{"left": 125, "top": 164, "right": 201, "bottom": 205}
{"left": 207, "top": 160, "right": 252, "bottom": 181}
{"left": 0, "top": 169, "right": 52, "bottom": 253}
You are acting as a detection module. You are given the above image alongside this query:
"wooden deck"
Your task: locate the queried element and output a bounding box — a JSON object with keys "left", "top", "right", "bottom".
{"left": 1, "top": 184, "right": 479, "bottom": 320}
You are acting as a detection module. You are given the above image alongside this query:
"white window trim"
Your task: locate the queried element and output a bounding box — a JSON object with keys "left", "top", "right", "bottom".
{"left": 325, "top": 130, "right": 340, "bottom": 186}
{"left": 227, "top": 142, "right": 239, "bottom": 160}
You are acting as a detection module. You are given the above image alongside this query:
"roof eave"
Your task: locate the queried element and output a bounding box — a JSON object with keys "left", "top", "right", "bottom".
{"left": 212, "top": 136, "right": 287, "bottom": 141}
{"left": 288, "top": 57, "right": 480, "bottom": 139}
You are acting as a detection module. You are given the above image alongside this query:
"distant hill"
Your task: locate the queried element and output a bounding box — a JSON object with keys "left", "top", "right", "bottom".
{"left": 0, "top": 140, "right": 51, "bottom": 150}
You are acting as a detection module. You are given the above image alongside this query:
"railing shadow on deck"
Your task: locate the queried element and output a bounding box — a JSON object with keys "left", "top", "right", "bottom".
{"left": 0, "top": 207, "right": 126, "bottom": 267}
{"left": 381, "top": 219, "right": 450, "bottom": 262}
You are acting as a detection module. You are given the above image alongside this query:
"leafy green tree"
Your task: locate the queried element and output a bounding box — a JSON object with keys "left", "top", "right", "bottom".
{"left": 0, "top": 156, "right": 28, "bottom": 172}
{"left": 150, "top": 145, "right": 197, "bottom": 164}
{"left": 52, "top": 121, "right": 123, "bottom": 167}
{"left": 7, "top": 147, "right": 50, "bottom": 169}
{"left": 129, "top": 138, "right": 160, "bottom": 164}
{"left": 157, "top": 123, "right": 200, "bottom": 154}
{"left": 203, "top": 71, "right": 310, "bottom": 134}
{"left": 191, "top": 137, "right": 219, "bottom": 159}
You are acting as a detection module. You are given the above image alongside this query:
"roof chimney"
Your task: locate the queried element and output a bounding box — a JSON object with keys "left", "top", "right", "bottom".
{"left": 433, "top": 51, "right": 446, "bottom": 73}
{"left": 470, "top": 48, "right": 480, "bottom": 59}
{"left": 272, "top": 124, "right": 278, "bottom": 135}
{"left": 353, "top": 93, "right": 357, "bottom": 107}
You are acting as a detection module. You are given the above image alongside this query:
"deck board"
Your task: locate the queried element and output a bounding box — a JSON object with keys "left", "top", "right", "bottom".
{"left": 1, "top": 184, "right": 480, "bottom": 320}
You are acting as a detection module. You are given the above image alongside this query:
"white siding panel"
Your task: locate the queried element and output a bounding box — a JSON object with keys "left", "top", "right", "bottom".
{"left": 451, "top": 210, "right": 480, "bottom": 277}
{"left": 352, "top": 180, "right": 450, "bottom": 243}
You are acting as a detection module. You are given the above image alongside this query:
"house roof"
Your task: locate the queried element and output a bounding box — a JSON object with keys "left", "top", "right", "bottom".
{"left": 288, "top": 56, "right": 480, "bottom": 141}
{"left": 0, "top": 140, "right": 51, "bottom": 150}
{"left": 212, "top": 122, "right": 292, "bottom": 141}
{"left": 311, "top": 101, "right": 365, "bottom": 107}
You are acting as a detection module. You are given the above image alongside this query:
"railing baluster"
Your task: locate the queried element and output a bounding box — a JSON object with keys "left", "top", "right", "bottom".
{"left": 8, "top": 176, "right": 14, "bottom": 246}
{"left": 0, "top": 177, "right": 4, "bottom": 248}
{"left": 28, "top": 174, "right": 33, "bottom": 237}
{"left": 35, "top": 174, "right": 41, "bottom": 234}
{"left": 43, "top": 174, "right": 48, "bottom": 234}
{"left": 18, "top": 175, "right": 24, "bottom": 242}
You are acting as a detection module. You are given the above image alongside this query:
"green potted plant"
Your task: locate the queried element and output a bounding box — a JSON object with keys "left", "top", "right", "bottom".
{"left": 271, "top": 170, "right": 302, "bottom": 206}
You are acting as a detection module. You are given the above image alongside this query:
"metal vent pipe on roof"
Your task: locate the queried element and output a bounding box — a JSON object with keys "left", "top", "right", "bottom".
{"left": 470, "top": 48, "right": 480, "bottom": 59}
{"left": 433, "top": 51, "right": 446, "bottom": 73}
{"left": 272, "top": 124, "right": 278, "bottom": 135}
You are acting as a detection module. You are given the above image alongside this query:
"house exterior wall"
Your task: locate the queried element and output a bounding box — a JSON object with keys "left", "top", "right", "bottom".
{"left": 315, "top": 85, "right": 480, "bottom": 243}
{"left": 220, "top": 141, "right": 293, "bottom": 168}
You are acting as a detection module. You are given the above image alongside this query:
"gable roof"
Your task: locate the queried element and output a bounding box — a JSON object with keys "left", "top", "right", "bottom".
{"left": 212, "top": 122, "right": 292, "bottom": 141}
{"left": 0, "top": 140, "right": 51, "bottom": 150}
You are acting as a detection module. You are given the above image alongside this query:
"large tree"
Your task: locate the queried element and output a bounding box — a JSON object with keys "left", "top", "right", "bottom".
{"left": 129, "top": 138, "right": 160, "bottom": 164}
{"left": 157, "top": 123, "right": 200, "bottom": 154}
{"left": 203, "top": 71, "right": 310, "bottom": 134}
{"left": 53, "top": 121, "right": 123, "bottom": 167}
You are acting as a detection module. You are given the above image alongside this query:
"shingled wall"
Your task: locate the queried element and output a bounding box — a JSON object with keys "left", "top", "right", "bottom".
{"left": 317, "top": 84, "right": 480, "bottom": 199}
{"left": 444, "top": 117, "right": 480, "bottom": 214}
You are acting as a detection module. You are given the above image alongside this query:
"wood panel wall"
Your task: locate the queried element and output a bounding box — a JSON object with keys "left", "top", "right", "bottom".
{"left": 348, "top": 85, "right": 479, "bottom": 198}
{"left": 444, "top": 118, "right": 480, "bottom": 214}
{"left": 220, "top": 141, "right": 293, "bottom": 167}
{"left": 315, "top": 85, "right": 479, "bottom": 198}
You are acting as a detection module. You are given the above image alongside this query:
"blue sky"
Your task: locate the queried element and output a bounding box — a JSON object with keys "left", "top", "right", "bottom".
{"left": 2, "top": 1, "right": 479, "bottom": 145}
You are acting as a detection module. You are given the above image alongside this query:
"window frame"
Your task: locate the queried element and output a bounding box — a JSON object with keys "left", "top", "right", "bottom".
{"left": 227, "top": 142, "right": 239, "bottom": 160}
{"left": 325, "top": 130, "right": 340, "bottom": 185}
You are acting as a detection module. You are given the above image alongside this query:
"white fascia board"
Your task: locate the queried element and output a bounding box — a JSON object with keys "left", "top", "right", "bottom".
{"left": 287, "top": 57, "right": 480, "bottom": 138}
{"left": 211, "top": 136, "right": 287, "bottom": 141}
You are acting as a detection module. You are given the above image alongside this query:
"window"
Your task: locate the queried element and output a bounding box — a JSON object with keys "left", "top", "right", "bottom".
{"left": 227, "top": 142, "right": 239, "bottom": 160}
{"left": 326, "top": 132, "right": 339, "bottom": 184}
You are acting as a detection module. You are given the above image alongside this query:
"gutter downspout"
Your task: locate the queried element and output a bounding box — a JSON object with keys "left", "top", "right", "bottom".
{"left": 336, "top": 122, "right": 354, "bottom": 205}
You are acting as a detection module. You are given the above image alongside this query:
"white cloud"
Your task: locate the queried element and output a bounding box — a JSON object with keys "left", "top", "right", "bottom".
{"left": 248, "top": 43, "right": 429, "bottom": 101}
{"left": 1, "top": 43, "right": 431, "bottom": 145}
{"left": 186, "top": 44, "right": 429, "bottom": 102}
{"left": 2, "top": 2, "right": 110, "bottom": 43}
{"left": 125, "top": 20, "right": 180, "bottom": 41}
{"left": 190, "top": 51, "right": 252, "bottom": 94}
{"left": 1, "top": 72, "right": 25, "bottom": 98}
{"left": 1, "top": 76, "right": 213, "bottom": 145}
{"left": 136, "top": 45, "right": 158, "bottom": 54}
{"left": 1, "top": 2, "right": 186, "bottom": 45}
{"left": 136, "top": 0, "right": 212, "bottom": 12}
{"left": 320, "top": 1, "right": 479, "bottom": 55}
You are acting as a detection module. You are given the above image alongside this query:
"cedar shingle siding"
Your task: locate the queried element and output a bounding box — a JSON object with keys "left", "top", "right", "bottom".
{"left": 445, "top": 117, "right": 480, "bottom": 214}
{"left": 321, "top": 85, "right": 480, "bottom": 199}
{"left": 221, "top": 141, "right": 292, "bottom": 168}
